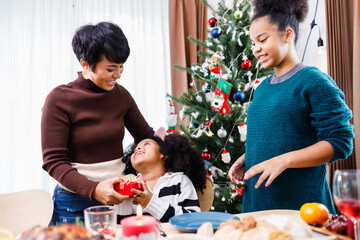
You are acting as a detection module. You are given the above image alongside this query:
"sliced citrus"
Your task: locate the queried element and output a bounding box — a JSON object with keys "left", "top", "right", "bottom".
{"left": 0, "top": 228, "right": 14, "bottom": 240}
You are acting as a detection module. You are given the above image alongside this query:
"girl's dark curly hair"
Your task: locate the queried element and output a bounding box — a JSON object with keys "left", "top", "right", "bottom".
{"left": 251, "top": 0, "right": 309, "bottom": 43}
{"left": 162, "top": 134, "right": 207, "bottom": 192}
{"left": 125, "top": 134, "right": 207, "bottom": 192}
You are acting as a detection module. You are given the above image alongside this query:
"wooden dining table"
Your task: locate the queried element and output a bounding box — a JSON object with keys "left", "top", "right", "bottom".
{"left": 160, "top": 209, "right": 352, "bottom": 240}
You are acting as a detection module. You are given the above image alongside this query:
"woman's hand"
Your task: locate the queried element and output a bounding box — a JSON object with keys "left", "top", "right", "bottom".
{"left": 244, "top": 153, "right": 289, "bottom": 188}
{"left": 92, "top": 177, "right": 130, "bottom": 205}
{"left": 228, "top": 154, "right": 245, "bottom": 185}
{"left": 130, "top": 180, "right": 152, "bottom": 208}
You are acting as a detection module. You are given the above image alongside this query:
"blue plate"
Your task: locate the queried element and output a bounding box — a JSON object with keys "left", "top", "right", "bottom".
{"left": 169, "top": 212, "right": 240, "bottom": 232}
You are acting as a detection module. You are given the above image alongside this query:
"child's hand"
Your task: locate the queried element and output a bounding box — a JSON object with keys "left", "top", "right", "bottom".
{"left": 130, "top": 180, "right": 152, "bottom": 208}
{"left": 244, "top": 153, "right": 289, "bottom": 188}
{"left": 228, "top": 154, "right": 245, "bottom": 185}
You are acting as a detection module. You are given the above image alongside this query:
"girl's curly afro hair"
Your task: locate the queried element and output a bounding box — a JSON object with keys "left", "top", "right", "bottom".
{"left": 162, "top": 134, "right": 207, "bottom": 192}
{"left": 252, "top": 0, "right": 309, "bottom": 43}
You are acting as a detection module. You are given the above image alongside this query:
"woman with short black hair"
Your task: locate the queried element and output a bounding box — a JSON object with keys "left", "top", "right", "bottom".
{"left": 41, "top": 22, "right": 154, "bottom": 225}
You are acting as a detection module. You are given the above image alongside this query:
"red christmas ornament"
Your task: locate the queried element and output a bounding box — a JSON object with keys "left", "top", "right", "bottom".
{"left": 208, "top": 17, "right": 217, "bottom": 27}
{"left": 204, "top": 120, "right": 212, "bottom": 128}
{"left": 201, "top": 150, "right": 212, "bottom": 161}
{"left": 236, "top": 186, "right": 245, "bottom": 196}
{"left": 241, "top": 59, "right": 252, "bottom": 70}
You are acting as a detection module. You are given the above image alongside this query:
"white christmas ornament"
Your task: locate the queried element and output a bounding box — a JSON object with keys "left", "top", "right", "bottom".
{"left": 205, "top": 92, "right": 213, "bottom": 102}
{"left": 238, "top": 123, "right": 247, "bottom": 142}
{"left": 225, "top": 0, "right": 234, "bottom": 9}
{"left": 217, "top": 127, "right": 227, "bottom": 138}
{"left": 179, "top": 106, "right": 186, "bottom": 121}
{"left": 245, "top": 71, "right": 253, "bottom": 82}
{"left": 167, "top": 98, "right": 175, "bottom": 114}
{"left": 191, "top": 127, "right": 204, "bottom": 138}
{"left": 166, "top": 114, "right": 177, "bottom": 134}
{"left": 166, "top": 98, "right": 177, "bottom": 134}
{"left": 221, "top": 149, "right": 231, "bottom": 163}
{"left": 196, "top": 95, "right": 203, "bottom": 102}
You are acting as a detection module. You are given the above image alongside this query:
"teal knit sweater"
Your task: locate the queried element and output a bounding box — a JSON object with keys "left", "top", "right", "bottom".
{"left": 242, "top": 67, "right": 354, "bottom": 213}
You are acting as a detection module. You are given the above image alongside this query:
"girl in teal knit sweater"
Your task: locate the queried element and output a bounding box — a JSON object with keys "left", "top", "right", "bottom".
{"left": 228, "top": 0, "right": 354, "bottom": 213}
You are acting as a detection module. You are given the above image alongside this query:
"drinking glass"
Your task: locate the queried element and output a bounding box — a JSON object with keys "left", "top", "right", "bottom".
{"left": 333, "top": 169, "right": 360, "bottom": 239}
{"left": 84, "top": 205, "right": 117, "bottom": 240}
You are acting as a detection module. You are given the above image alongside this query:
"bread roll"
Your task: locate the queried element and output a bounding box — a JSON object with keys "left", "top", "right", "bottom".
{"left": 227, "top": 229, "right": 243, "bottom": 240}
{"left": 241, "top": 228, "right": 270, "bottom": 240}
{"left": 212, "top": 225, "right": 235, "bottom": 240}
{"left": 218, "top": 219, "right": 241, "bottom": 230}
{"left": 269, "top": 230, "right": 291, "bottom": 240}
{"left": 197, "top": 222, "right": 214, "bottom": 237}
{"left": 261, "top": 214, "right": 312, "bottom": 239}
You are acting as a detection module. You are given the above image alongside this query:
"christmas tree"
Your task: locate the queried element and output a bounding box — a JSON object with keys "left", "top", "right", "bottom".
{"left": 170, "top": 0, "right": 273, "bottom": 213}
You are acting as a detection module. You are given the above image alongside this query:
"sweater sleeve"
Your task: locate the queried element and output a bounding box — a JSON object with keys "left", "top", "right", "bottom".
{"left": 143, "top": 175, "right": 200, "bottom": 222}
{"left": 41, "top": 88, "right": 98, "bottom": 198}
{"left": 122, "top": 89, "right": 154, "bottom": 143}
{"left": 308, "top": 71, "right": 354, "bottom": 162}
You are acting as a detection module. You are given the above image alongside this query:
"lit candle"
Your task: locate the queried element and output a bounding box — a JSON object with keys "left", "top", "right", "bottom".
{"left": 120, "top": 205, "right": 158, "bottom": 240}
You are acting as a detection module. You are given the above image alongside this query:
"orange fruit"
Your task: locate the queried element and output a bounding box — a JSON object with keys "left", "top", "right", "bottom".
{"left": 300, "top": 202, "right": 329, "bottom": 225}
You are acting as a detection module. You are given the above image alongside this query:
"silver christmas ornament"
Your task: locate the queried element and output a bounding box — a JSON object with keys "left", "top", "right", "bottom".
{"left": 217, "top": 127, "right": 227, "bottom": 138}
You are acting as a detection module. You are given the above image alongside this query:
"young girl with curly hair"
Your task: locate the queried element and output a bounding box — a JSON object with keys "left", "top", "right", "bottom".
{"left": 228, "top": 0, "right": 354, "bottom": 213}
{"left": 116, "top": 133, "right": 207, "bottom": 222}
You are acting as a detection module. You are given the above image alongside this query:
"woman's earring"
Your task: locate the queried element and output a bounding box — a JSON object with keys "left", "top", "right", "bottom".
{"left": 82, "top": 69, "right": 91, "bottom": 79}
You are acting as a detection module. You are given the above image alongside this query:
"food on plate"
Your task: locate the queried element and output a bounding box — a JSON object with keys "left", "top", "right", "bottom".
{"left": 299, "top": 202, "right": 329, "bottom": 225}
{"left": 212, "top": 226, "right": 243, "bottom": 240}
{"left": 260, "top": 214, "right": 313, "bottom": 239}
{"left": 197, "top": 214, "right": 312, "bottom": 240}
{"left": 218, "top": 216, "right": 256, "bottom": 232}
{"left": 226, "top": 229, "right": 244, "bottom": 240}
{"left": 241, "top": 219, "right": 285, "bottom": 240}
{"left": 268, "top": 230, "right": 292, "bottom": 240}
{"left": 197, "top": 222, "right": 214, "bottom": 237}
{"left": 113, "top": 174, "right": 144, "bottom": 196}
{"left": 16, "top": 224, "right": 103, "bottom": 240}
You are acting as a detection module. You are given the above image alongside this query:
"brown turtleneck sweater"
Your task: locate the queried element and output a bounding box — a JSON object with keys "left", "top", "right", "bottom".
{"left": 41, "top": 72, "right": 153, "bottom": 198}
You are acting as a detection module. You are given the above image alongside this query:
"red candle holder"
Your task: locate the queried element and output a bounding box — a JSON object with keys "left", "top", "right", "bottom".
{"left": 120, "top": 215, "right": 158, "bottom": 240}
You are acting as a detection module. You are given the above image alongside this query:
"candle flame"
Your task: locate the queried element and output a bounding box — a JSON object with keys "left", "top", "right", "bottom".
{"left": 136, "top": 204, "right": 143, "bottom": 217}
